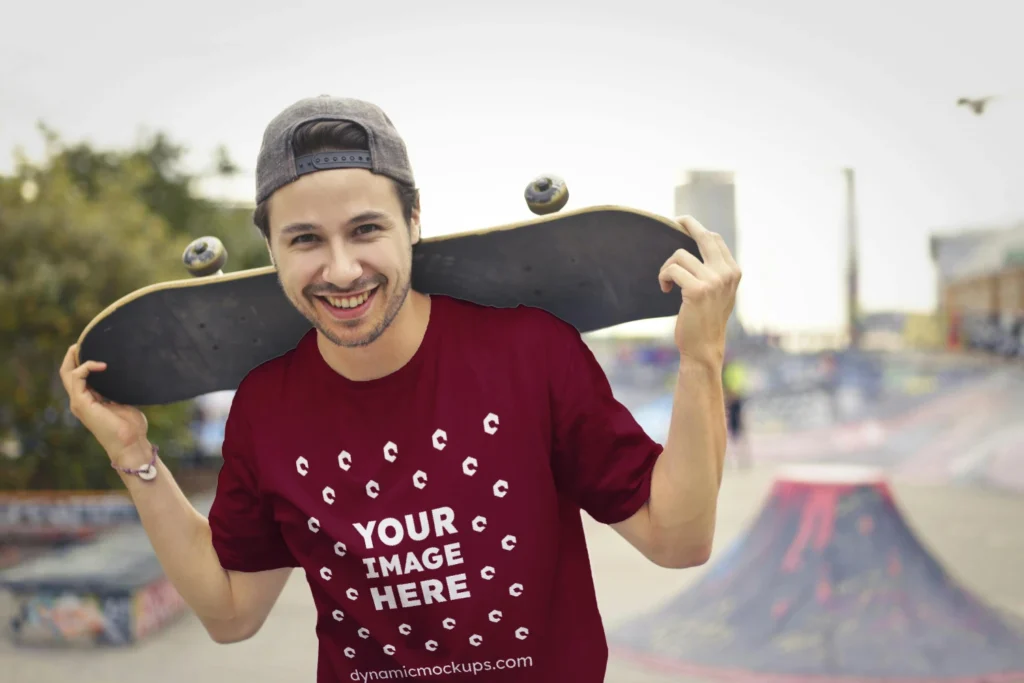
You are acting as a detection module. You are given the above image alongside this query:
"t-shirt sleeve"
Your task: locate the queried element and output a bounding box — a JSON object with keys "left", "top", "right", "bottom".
{"left": 207, "top": 384, "right": 298, "bottom": 573}
{"left": 546, "top": 316, "right": 664, "bottom": 525}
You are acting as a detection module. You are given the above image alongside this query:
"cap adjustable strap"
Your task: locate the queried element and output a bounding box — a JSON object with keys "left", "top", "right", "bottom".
{"left": 295, "top": 151, "right": 372, "bottom": 176}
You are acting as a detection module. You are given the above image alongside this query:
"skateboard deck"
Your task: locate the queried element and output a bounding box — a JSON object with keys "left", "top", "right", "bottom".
{"left": 77, "top": 205, "right": 700, "bottom": 406}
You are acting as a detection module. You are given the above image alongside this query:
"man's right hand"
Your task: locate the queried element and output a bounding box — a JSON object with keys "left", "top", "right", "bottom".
{"left": 60, "top": 344, "right": 151, "bottom": 466}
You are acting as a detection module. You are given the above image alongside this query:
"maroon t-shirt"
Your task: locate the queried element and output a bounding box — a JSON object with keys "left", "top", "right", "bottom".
{"left": 208, "top": 295, "right": 662, "bottom": 682}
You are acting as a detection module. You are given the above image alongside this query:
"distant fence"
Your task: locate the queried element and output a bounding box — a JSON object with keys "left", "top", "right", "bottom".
{"left": 0, "top": 492, "right": 138, "bottom": 541}
{"left": 593, "top": 339, "right": 995, "bottom": 436}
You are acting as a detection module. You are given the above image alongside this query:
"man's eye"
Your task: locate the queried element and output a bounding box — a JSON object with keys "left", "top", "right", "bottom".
{"left": 355, "top": 224, "right": 381, "bottom": 235}
{"left": 291, "top": 234, "right": 318, "bottom": 245}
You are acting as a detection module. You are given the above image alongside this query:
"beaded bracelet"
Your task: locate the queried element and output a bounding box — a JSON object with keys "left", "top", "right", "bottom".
{"left": 111, "top": 444, "right": 159, "bottom": 481}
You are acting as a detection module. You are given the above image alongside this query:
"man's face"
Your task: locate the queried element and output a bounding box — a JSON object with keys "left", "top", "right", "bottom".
{"left": 266, "top": 168, "right": 420, "bottom": 348}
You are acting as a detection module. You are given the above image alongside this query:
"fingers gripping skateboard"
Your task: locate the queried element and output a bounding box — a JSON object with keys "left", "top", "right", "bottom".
{"left": 524, "top": 174, "right": 569, "bottom": 215}
{"left": 182, "top": 237, "right": 227, "bottom": 277}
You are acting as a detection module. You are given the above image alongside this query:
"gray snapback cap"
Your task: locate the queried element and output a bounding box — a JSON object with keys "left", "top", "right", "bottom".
{"left": 255, "top": 95, "right": 415, "bottom": 205}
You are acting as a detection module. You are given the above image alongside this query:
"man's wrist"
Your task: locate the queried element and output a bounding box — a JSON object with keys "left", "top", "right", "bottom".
{"left": 110, "top": 441, "right": 156, "bottom": 470}
{"left": 678, "top": 353, "right": 723, "bottom": 379}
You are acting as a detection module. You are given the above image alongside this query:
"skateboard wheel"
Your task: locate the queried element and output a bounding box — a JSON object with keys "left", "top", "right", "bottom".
{"left": 182, "top": 236, "right": 227, "bottom": 277}
{"left": 524, "top": 174, "right": 568, "bottom": 215}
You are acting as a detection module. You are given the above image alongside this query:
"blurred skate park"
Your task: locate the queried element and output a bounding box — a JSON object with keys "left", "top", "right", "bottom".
{"left": 3, "top": 2, "right": 1024, "bottom": 682}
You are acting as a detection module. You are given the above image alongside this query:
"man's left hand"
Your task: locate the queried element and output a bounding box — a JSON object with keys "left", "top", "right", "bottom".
{"left": 658, "top": 215, "right": 742, "bottom": 366}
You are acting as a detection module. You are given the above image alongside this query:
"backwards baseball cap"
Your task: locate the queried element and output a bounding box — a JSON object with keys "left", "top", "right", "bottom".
{"left": 255, "top": 94, "right": 415, "bottom": 205}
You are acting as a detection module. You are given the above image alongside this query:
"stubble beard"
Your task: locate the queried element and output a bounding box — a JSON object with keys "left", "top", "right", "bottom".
{"left": 318, "top": 274, "right": 412, "bottom": 349}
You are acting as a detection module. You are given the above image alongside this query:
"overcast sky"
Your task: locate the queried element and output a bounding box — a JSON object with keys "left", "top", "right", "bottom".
{"left": 2, "top": 0, "right": 1021, "bottom": 335}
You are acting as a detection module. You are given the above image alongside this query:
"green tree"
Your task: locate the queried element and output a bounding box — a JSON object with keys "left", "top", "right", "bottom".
{"left": 0, "top": 125, "right": 265, "bottom": 490}
{"left": 55, "top": 126, "right": 269, "bottom": 272}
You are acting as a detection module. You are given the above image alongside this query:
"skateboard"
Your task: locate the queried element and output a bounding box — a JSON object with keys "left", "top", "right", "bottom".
{"left": 76, "top": 175, "right": 701, "bottom": 405}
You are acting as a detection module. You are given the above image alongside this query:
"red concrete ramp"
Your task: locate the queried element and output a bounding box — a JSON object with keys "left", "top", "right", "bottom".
{"left": 609, "top": 465, "right": 1024, "bottom": 681}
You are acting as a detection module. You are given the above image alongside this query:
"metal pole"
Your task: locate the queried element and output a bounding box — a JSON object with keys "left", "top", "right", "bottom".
{"left": 844, "top": 167, "right": 860, "bottom": 349}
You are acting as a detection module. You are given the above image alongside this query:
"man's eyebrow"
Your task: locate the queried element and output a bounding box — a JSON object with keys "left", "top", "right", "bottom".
{"left": 346, "top": 210, "right": 389, "bottom": 225}
{"left": 281, "top": 222, "right": 319, "bottom": 235}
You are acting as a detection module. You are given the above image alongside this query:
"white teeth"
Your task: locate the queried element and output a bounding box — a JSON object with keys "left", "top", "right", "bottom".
{"left": 325, "top": 289, "right": 373, "bottom": 309}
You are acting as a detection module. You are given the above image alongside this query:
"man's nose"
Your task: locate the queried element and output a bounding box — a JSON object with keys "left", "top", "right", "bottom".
{"left": 321, "top": 244, "right": 363, "bottom": 289}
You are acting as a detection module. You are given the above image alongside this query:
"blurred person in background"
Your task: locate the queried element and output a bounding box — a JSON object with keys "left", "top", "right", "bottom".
{"left": 723, "top": 352, "right": 751, "bottom": 469}
{"left": 59, "top": 95, "right": 741, "bottom": 682}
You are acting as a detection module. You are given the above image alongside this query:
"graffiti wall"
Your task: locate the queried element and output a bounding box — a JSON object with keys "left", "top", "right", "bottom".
{"left": 133, "top": 577, "right": 188, "bottom": 640}
{"left": 9, "top": 578, "right": 189, "bottom": 646}
{"left": 12, "top": 590, "right": 135, "bottom": 646}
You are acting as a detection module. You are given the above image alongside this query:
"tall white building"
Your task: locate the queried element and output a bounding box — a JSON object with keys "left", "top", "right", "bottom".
{"left": 674, "top": 171, "right": 743, "bottom": 337}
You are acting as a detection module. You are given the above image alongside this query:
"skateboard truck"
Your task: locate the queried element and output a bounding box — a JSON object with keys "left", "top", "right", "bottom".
{"left": 525, "top": 174, "right": 569, "bottom": 215}
{"left": 182, "top": 236, "right": 227, "bottom": 277}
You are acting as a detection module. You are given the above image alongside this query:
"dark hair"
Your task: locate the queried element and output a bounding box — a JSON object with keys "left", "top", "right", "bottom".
{"left": 252, "top": 121, "right": 419, "bottom": 239}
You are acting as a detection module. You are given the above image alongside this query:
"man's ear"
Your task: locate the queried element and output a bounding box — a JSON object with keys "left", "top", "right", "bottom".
{"left": 265, "top": 238, "right": 276, "bottom": 267}
{"left": 409, "top": 195, "right": 422, "bottom": 246}
{"left": 259, "top": 198, "right": 277, "bottom": 267}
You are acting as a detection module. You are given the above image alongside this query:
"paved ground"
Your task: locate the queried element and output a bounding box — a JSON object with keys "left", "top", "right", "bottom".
{"left": 4, "top": 462, "right": 1024, "bottom": 683}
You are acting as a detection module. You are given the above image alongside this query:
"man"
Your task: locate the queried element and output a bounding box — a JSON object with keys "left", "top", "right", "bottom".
{"left": 60, "top": 95, "right": 741, "bottom": 682}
